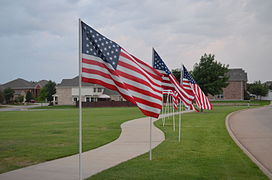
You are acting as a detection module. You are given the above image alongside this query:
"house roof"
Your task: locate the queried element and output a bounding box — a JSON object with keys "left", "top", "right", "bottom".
{"left": 0, "top": 78, "right": 35, "bottom": 90}
{"left": 57, "top": 76, "right": 102, "bottom": 87}
{"left": 37, "top": 80, "right": 49, "bottom": 87}
{"left": 0, "top": 78, "right": 49, "bottom": 90}
{"left": 227, "top": 68, "right": 247, "bottom": 81}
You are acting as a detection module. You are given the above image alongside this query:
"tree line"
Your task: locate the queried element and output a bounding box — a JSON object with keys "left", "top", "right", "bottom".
{"left": 0, "top": 81, "right": 56, "bottom": 104}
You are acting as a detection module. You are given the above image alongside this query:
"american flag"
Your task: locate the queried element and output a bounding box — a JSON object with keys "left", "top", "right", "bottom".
{"left": 152, "top": 49, "right": 194, "bottom": 110}
{"left": 182, "top": 65, "right": 212, "bottom": 110}
{"left": 81, "top": 21, "right": 163, "bottom": 118}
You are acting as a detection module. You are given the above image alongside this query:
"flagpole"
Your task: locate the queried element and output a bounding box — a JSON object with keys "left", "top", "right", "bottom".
{"left": 165, "top": 93, "right": 169, "bottom": 126}
{"left": 161, "top": 94, "right": 164, "bottom": 125}
{"left": 149, "top": 117, "right": 152, "bottom": 160}
{"left": 78, "top": 18, "right": 83, "bottom": 180}
{"left": 178, "top": 101, "right": 182, "bottom": 142}
{"left": 164, "top": 92, "right": 169, "bottom": 126}
{"left": 172, "top": 95, "right": 175, "bottom": 131}
{"left": 179, "top": 64, "right": 183, "bottom": 142}
{"left": 162, "top": 95, "right": 167, "bottom": 126}
{"left": 150, "top": 47, "right": 154, "bottom": 161}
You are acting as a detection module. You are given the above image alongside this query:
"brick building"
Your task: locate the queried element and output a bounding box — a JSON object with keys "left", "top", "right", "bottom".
{"left": 209, "top": 68, "right": 247, "bottom": 100}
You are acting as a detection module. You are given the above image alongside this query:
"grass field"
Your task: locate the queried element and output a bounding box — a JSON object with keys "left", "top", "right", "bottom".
{"left": 88, "top": 106, "right": 268, "bottom": 180}
{"left": 0, "top": 107, "right": 143, "bottom": 173}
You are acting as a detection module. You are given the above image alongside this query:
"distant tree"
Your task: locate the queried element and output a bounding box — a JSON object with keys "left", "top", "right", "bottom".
{"left": 38, "top": 81, "right": 56, "bottom": 102}
{"left": 172, "top": 68, "right": 181, "bottom": 83}
{"left": 38, "top": 88, "right": 47, "bottom": 102}
{"left": 248, "top": 81, "right": 269, "bottom": 100}
{"left": 0, "top": 90, "right": 4, "bottom": 104}
{"left": 3, "top": 88, "right": 14, "bottom": 104}
{"left": 191, "top": 54, "right": 229, "bottom": 96}
{"left": 25, "top": 91, "right": 33, "bottom": 102}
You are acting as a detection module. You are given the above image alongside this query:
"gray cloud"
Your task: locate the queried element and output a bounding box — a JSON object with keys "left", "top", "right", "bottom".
{"left": 0, "top": 0, "right": 271, "bottom": 84}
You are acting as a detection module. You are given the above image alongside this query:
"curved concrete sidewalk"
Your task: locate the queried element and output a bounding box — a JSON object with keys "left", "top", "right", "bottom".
{"left": 226, "top": 105, "right": 272, "bottom": 179}
{"left": 0, "top": 111, "right": 189, "bottom": 180}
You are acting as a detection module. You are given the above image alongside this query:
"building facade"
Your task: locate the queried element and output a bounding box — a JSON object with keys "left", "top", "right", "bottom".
{"left": 209, "top": 68, "right": 248, "bottom": 100}
{"left": 53, "top": 77, "right": 124, "bottom": 105}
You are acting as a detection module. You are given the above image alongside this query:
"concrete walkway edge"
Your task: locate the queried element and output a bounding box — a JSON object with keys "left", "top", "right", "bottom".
{"left": 225, "top": 107, "right": 272, "bottom": 179}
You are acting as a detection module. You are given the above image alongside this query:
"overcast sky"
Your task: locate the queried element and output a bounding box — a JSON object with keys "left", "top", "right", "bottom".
{"left": 0, "top": 0, "right": 271, "bottom": 84}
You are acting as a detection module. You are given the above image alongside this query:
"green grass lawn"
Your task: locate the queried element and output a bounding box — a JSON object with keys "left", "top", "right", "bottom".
{"left": 88, "top": 106, "right": 268, "bottom": 180}
{"left": 0, "top": 107, "right": 143, "bottom": 173}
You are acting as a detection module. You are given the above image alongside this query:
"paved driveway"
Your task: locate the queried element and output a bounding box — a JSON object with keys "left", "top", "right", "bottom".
{"left": 227, "top": 105, "right": 272, "bottom": 179}
{"left": 0, "top": 104, "right": 47, "bottom": 111}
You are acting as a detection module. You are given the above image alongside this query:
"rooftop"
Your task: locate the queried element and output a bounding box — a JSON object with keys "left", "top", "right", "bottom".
{"left": 0, "top": 78, "right": 48, "bottom": 90}
{"left": 57, "top": 76, "right": 102, "bottom": 87}
{"left": 227, "top": 68, "right": 247, "bottom": 81}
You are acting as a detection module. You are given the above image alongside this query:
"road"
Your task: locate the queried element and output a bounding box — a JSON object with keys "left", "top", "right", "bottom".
{"left": 227, "top": 105, "right": 272, "bottom": 179}
{"left": 0, "top": 104, "right": 48, "bottom": 111}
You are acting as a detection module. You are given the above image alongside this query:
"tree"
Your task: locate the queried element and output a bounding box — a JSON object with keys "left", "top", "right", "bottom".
{"left": 191, "top": 54, "right": 229, "bottom": 96}
{"left": 247, "top": 81, "right": 269, "bottom": 100}
{"left": 38, "top": 88, "right": 47, "bottom": 102}
{"left": 0, "top": 90, "right": 4, "bottom": 104}
{"left": 38, "top": 81, "right": 56, "bottom": 102}
{"left": 3, "top": 88, "right": 14, "bottom": 104}
{"left": 172, "top": 68, "right": 181, "bottom": 83}
{"left": 25, "top": 91, "right": 33, "bottom": 102}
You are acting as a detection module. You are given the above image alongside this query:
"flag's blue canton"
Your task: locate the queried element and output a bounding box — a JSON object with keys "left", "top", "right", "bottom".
{"left": 81, "top": 22, "right": 121, "bottom": 69}
{"left": 183, "top": 66, "right": 196, "bottom": 84}
{"left": 153, "top": 50, "right": 171, "bottom": 75}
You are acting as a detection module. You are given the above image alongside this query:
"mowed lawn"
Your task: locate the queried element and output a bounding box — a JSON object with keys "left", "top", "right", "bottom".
{"left": 0, "top": 107, "right": 143, "bottom": 173}
{"left": 88, "top": 106, "right": 268, "bottom": 180}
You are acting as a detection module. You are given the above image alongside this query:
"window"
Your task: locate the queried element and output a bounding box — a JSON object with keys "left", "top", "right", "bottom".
{"left": 73, "top": 97, "right": 78, "bottom": 102}
{"left": 86, "top": 97, "right": 90, "bottom": 102}
{"left": 98, "top": 88, "right": 102, "bottom": 92}
{"left": 91, "top": 97, "right": 97, "bottom": 102}
{"left": 54, "top": 96, "right": 58, "bottom": 101}
{"left": 93, "top": 88, "right": 97, "bottom": 93}
{"left": 217, "top": 94, "right": 224, "bottom": 99}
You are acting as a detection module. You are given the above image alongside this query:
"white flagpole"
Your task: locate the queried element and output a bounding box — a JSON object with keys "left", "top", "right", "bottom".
{"left": 149, "top": 117, "right": 152, "bottom": 160}
{"left": 162, "top": 95, "right": 164, "bottom": 125}
{"left": 162, "top": 95, "right": 166, "bottom": 126}
{"left": 150, "top": 48, "right": 154, "bottom": 161}
{"left": 179, "top": 64, "right": 183, "bottom": 142}
{"left": 78, "top": 18, "right": 83, "bottom": 180}
{"left": 163, "top": 93, "right": 167, "bottom": 126}
{"left": 166, "top": 93, "right": 169, "bottom": 125}
{"left": 178, "top": 100, "right": 182, "bottom": 142}
{"left": 172, "top": 95, "right": 175, "bottom": 131}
